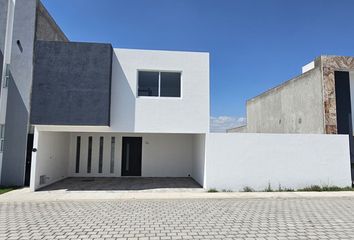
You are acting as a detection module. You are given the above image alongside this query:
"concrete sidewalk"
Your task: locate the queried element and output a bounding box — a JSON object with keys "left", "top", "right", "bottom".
{"left": 2, "top": 187, "right": 354, "bottom": 202}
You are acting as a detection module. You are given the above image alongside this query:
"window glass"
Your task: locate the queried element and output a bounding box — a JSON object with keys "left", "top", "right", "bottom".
{"left": 75, "top": 136, "right": 81, "bottom": 173}
{"left": 87, "top": 136, "right": 92, "bottom": 173}
{"left": 160, "top": 72, "right": 181, "bottom": 97}
{"left": 138, "top": 71, "right": 159, "bottom": 96}
{"left": 98, "top": 137, "right": 104, "bottom": 173}
{"left": 110, "top": 137, "right": 115, "bottom": 174}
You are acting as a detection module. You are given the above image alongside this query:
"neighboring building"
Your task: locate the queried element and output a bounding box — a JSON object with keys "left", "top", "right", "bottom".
{"left": 0, "top": 0, "right": 68, "bottom": 186}
{"left": 228, "top": 56, "right": 354, "bottom": 135}
{"left": 0, "top": 0, "right": 351, "bottom": 191}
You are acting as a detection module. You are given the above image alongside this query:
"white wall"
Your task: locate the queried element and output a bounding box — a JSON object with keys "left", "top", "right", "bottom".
{"left": 204, "top": 133, "right": 351, "bottom": 191}
{"left": 68, "top": 132, "right": 194, "bottom": 178}
{"left": 110, "top": 48, "right": 210, "bottom": 134}
{"left": 30, "top": 129, "right": 70, "bottom": 191}
{"left": 191, "top": 134, "right": 206, "bottom": 186}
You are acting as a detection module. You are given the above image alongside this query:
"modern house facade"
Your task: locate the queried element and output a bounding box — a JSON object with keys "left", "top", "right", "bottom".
{"left": 0, "top": 0, "right": 352, "bottom": 191}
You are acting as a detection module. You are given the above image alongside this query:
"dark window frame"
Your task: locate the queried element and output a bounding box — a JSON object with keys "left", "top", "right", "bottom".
{"left": 137, "top": 70, "right": 182, "bottom": 98}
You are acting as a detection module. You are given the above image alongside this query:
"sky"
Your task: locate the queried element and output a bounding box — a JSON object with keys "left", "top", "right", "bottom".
{"left": 42, "top": 0, "right": 354, "bottom": 132}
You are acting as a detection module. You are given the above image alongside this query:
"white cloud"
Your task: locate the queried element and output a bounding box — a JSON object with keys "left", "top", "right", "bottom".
{"left": 210, "top": 116, "right": 246, "bottom": 132}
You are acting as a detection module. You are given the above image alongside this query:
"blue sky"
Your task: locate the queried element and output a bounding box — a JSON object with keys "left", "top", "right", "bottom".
{"left": 42, "top": 0, "right": 354, "bottom": 131}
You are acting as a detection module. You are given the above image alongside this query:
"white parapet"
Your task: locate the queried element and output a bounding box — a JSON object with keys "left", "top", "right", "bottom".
{"left": 302, "top": 61, "right": 315, "bottom": 73}
{"left": 204, "top": 133, "right": 351, "bottom": 191}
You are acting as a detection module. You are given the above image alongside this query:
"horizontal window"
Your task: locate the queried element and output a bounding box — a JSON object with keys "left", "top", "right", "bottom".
{"left": 138, "top": 71, "right": 181, "bottom": 97}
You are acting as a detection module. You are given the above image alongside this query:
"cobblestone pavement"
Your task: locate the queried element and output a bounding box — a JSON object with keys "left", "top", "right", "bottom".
{"left": 1, "top": 198, "right": 354, "bottom": 240}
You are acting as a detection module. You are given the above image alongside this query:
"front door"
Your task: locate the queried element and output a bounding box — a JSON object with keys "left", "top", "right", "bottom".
{"left": 24, "top": 134, "right": 34, "bottom": 186}
{"left": 121, "top": 137, "right": 142, "bottom": 176}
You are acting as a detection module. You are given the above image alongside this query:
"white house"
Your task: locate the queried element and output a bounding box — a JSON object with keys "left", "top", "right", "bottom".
{"left": 0, "top": 0, "right": 351, "bottom": 192}
{"left": 30, "top": 48, "right": 210, "bottom": 190}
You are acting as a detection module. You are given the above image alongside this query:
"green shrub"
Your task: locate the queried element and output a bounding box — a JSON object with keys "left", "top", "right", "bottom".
{"left": 264, "top": 183, "right": 273, "bottom": 192}
{"left": 207, "top": 188, "right": 218, "bottom": 192}
{"left": 278, "top": 184, "right": 294, "bottom": 192}
{"left": 297, "top": 185, "right": 354, "bottom": 192}
{"left": 242, "top": 186, "right": 255, "bottom": 192}
{"left": 221, "top": 189, "right": 233, "bottom": 192}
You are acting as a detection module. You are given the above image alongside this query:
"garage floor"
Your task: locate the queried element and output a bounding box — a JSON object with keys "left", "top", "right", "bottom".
{"left": 39, "top": 177, "right": 202, "bottom": 192}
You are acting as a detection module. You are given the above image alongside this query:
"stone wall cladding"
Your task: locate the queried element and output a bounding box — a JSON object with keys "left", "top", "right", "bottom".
{"left": 321, "top": 56, "right": 354, "bottom": 134}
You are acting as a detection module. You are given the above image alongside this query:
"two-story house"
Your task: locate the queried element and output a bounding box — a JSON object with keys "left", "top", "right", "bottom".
{"left": 1, "top": 0, "right": 351, "bottom": 191}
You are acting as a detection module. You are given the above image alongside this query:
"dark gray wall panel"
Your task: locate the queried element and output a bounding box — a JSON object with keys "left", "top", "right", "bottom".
{"left": 1, "top": 75, "right": 28, "bottom": 186}
{"left": 31, "top": 41, "right": 112, "bottom": 126}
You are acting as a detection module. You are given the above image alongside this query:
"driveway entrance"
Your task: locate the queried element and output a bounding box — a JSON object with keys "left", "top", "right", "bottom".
{"left": 39, "top": 177, "right": 202, "bottom": 192}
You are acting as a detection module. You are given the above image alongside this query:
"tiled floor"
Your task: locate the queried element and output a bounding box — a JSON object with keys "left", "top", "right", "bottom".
{"left": 2, "top": 197, "right": 354, "bottom": 239}
{"left": 40, "top": 177, "right": 202, "bottom": 192}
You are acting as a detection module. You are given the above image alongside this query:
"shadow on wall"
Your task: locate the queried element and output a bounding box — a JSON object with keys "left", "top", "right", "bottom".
{"left": 110, "top": 53, "right": 136, "bottom": 131}
{"left": 38, "top": 177, "right": 202, "bottom": 191}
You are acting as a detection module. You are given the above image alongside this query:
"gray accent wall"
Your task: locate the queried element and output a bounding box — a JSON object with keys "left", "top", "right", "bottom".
{"left": 1, "top": 75, "right": 28, "bottom": 186}
{"left": 10, "top": 0, "right": 37, "bottom": 112}
{"left": 1, "top": 0, "right": 37, "bottom": 186}
{"left": 31, "top": 41, "right": 113, "bottom": 126}
{"left": 0, "top": 0, "right": 8, "bottom": 53}
{"left": 0, "top": 50, "right": 3, "bottom": 84}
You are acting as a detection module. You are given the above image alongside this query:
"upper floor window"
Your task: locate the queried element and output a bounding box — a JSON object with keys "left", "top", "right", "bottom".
{"left": 138, "top": 71, "right": 181, "bottom": 97}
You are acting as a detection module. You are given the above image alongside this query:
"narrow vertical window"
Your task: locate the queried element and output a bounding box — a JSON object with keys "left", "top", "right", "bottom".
{"left": 98, "top": 137, "right": 104, "bottom": 173}
{"left": 0, "top": 125, "right": 5, "bottom": 152}
{"left": 75, "top": 136, "right": 81, "bottom": 173}
{"left": 87, "top": 136, "right": 92, "bottom": 173}
{"left": 110, "top": 137, "right": 115, "bottom": 174}
{"left": 3, "top": 64, "right": 10, "bottom": 88}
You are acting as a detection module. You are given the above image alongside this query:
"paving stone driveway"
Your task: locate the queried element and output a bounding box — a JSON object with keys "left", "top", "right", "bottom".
{"left": 1, "top": 198, "right": 354, "bottom": 240}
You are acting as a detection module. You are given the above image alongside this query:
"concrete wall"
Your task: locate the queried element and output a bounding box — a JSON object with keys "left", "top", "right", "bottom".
{"left": 1, "top": 0, "right": 37, "bottom": 186}
{"left": 1, "top": 76, "right": 29, "bottom": 185}
{"left": 191, "top": 134, "right": 205, "bottom": 186}
{"left": 35, "top": 1, "right": 68, "bottom": 41}
{"left": 111, "top": 48, "right": 210, "bottom": 134}
{"left": 0, "top": 0, "right": 8, "bottom": 53}
{"left": 68, "top": 132, "right": 194, "bottom": 178}
{"left": 227, "top": 125, "right": 247, "bottom": 133}
{"left": 31, "top": 41, "right": 113, "bottom": 126}
{"left": 9, "top": 0, "right": 36, "bottom": 112}
{"left": 30, "top": 130, "right": 70, "bottom": 191}
{"left": 204, "top": 133, "right": 351, "bottom": 191}
{"left": 246, "top": 67, "right": 325, "bottom": 133}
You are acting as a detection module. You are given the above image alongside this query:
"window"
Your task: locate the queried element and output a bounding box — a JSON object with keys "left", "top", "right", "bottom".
{"left": 0, "top": 125, "right": 4, "bottom": 152}
{"left": 138, "top": 71, "right": 159, "bottom": 96}
{"left": 138, "top": 71, "right": 181, "bottom": 97}
{"left": 110, "top": 137, "right": 115, "bottom": 174}
{"left": 3, "top": 64, "right": 10, "bottom": 88}
{"left": 160, "top": 72, "right": 181, "bottom": 97}
{"left": 75, "top": 136, "right": 81, "bottom": 173}
{"left": 98, "top": 137, "right": 104, "bottom": 173}
{"left": 87, "top": 136, "right": 92, "bottom": 173}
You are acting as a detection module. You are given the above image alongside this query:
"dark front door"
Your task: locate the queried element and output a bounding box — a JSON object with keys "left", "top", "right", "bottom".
{"left": 334, "top": 71, "right": 352, "bottom": 134}
{"left": 24, "top": 134, "right": 34, "bottom": 186}
{"left": 121, "top": 137, "right": 142, "bottom": 176}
